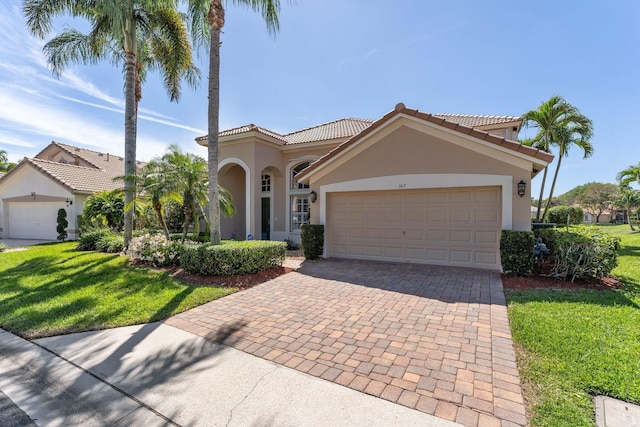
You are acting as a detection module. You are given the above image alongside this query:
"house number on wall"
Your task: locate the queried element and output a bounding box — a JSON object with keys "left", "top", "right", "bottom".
{"left": 398, "top": 184, "right": 407, "bottom": 188}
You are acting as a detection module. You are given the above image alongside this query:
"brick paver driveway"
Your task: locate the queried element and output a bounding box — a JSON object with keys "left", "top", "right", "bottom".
{"left": 165, "top": 260, "right": 526, "bottom": 427}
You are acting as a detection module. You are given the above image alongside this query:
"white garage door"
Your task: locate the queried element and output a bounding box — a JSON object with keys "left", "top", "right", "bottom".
{"left": 328, "top": 187, "right": 502, "bottom": 269}
{"left": 8, "top": 202, "right": 64, "bottom": 240}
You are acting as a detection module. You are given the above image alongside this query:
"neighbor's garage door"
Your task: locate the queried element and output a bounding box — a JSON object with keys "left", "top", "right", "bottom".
{"left": 328, "top": 187, "right": 502, "bottom": 269}
{"left": 8, "top": 202, "right": 63, "bottom": 240}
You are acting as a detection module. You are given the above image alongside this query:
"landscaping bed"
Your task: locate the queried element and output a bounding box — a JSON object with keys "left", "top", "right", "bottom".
{"left": 505, "top": 225, "right": 640, "bottom": 426}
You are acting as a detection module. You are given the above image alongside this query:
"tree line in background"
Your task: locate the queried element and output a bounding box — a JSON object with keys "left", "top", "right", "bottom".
{"left": 24, "top": 0, "right": 282, "bottom": 249}
{"left": 535, "top": 179, "right": 640, "bottom": 231}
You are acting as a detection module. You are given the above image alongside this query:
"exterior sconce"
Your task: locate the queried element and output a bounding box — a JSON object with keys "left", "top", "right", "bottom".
{"left": 517, "top": 180, "right": 526, "bottom": 198}
{"left": 66, "top": 198, "right": 73, "bottom": 207}
{"left": 309, "top": 190, "right": 317, "bottom": 203}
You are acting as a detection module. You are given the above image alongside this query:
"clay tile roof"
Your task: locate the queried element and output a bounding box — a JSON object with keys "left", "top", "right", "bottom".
{"left": 27, "top": 158, "right": 123, "bottom": 194}
{"left": 283, "top": 118, "right": 374, "bottom": 145}
{"left": 196, "top": 124, "right": 288, "bottom": 143}
{"left": 433, "top": 114, "right": 522, "bottom": 128}
{"left": 296, "top": 103, "right": 554, "bottom": 181}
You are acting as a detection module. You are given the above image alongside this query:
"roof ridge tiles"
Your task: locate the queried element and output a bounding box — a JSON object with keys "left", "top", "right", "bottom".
{"left": 283, "top": 117, "right": 373, "bottom": 137}
{"left": 29, "top": 157, "right": 108, "bottom": 172}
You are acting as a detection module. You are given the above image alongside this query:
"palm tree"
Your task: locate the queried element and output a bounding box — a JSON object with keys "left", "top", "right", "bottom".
{"left": 522, "top": 95, "right": 593, "bottom": 222}
{"left": 540, "top": 120, "right": 593, "bottom": 222}
{"left": 617, "top": 162, "right": 640, "bottom": 188}
{"left": 161, "top": 144, "right": 235, "bottom": 240}
{"left": 134, "top": 161, "right": 181, "bottom": 238}
{"left": 616, "top": 185, "right": 640, "bottom": 231}
{"left": 23, "top": 0, "right": 198, "bottom": 248}
{"left": 185, "top": 0, "right": 281, "bottom": 244}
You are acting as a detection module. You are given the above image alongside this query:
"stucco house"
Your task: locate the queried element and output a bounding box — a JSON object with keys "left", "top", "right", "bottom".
{"left": 198, "top": 103, "right": 553, "bottom": 270}
{"left": 0, "top": 142, "right": 132, "bottom": 240}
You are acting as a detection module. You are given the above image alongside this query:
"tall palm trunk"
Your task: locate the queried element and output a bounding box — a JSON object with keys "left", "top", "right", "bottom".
{"left": 534, "top": 130, "right": 550, "bottom": 222}
{"left": 541, "top": 155, "right": 563, "bottom": 223}
{"left": 627, "top": 207, "right": 636, "bottom": 231}
{"left": 153, "top": 199, "right": 170, "bottom": 238}
{"left": 123, "top": 11, "right": 138, "bottom": 248}
{"left": 535, "top": 166, "right": 548, "bottom": 222}
{"left": 207, "top": 0, "right": 224, "bottom": 244}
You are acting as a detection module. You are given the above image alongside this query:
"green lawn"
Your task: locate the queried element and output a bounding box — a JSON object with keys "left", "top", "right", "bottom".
{"left": 506, "top": 224, "right": 640, "bottom": 426}
{"left": 0, "top": 242, "right": 236, "bottom": 339}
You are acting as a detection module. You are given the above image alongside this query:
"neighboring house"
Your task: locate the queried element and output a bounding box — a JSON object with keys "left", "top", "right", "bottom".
{"left": 0, "top": 142, "right": 134, "bottom": 240}
{"left": 583, "top": 207, "right": 626, "bottom": 224}
{"left": 197, "top": 103, "right": 553, "bottom": 270}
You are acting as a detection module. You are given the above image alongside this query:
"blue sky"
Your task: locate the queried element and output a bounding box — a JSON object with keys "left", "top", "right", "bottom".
{"left": 1, "top": 1, "right": 639, "bottom": 197}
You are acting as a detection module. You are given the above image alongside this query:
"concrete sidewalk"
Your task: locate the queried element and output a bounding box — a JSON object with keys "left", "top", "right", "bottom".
{"left": 1, "top": 324, "right": 463, "bottom": 426}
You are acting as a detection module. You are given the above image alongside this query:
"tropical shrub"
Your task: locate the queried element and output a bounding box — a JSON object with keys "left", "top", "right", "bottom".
{"left": 96, "top": 233, "right": 124, "bottom": 253}
{"left": 82, "top": 190, "right": 125, "bottom": 230}
{"left": 76, "top": 227, "right": 114, "bottom": 251}
{"left": 127, "top": 233, "right": 187, "bottom": 266}
{"left": 180, "top": 241, "right": 286, "bottom": 275}
{"left": 500, "top": 230, "right": 535, "bottom": 276}
{"left": 301, "top": 224, "right": 324, "bottom": 260}
{"left": 546, "top": 205, "right": 583, "bottom": 225}
{"left": 549, "top": 225, "right": 620, "bottom": 281}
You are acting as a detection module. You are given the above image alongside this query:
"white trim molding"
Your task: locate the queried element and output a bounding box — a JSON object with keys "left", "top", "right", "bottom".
{"left": 319, "top": 174, "right": 513, "bottom": 230}
{"left": 219, "top": 157, "right": 251, "bottom": 239}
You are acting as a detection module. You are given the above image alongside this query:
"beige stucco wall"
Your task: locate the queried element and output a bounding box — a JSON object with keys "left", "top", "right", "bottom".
{"left": 219, "top": 164, "right": 246, "bottom": 239}
{"left": 218, "top": 137, "right": 338, "bottom": 240}
{"left": 308, "top": 124, "right": 534, "bottom": 231}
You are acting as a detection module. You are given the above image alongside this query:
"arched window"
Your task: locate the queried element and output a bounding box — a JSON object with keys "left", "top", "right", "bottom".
{"left": 291, "top": 162, "right": 310, "bottom": 190}
{"left": 289, "top": 161, "right": 311, "bottom": 231}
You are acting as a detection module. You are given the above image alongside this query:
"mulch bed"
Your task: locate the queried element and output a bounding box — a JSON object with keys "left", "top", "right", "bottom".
{"left": 164, "top": 265, "right": 294, "bottom": 290}
{"left": 502, "top": 261, "right": 622, "bottom": 290}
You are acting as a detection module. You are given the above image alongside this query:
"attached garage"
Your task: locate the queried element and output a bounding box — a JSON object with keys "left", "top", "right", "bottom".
{"left": 8, "top": 201, "right": 64, "bottom": 240}
{"left": 297, "top": 103, "right": 554, "bottom": 271}
{"left": 328, "top": 187, "right": 501, "bottom": 269}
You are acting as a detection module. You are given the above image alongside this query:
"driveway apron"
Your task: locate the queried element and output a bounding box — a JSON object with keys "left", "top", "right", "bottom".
{"left": 166, "top": 259, "right": 526, "bottom": 427}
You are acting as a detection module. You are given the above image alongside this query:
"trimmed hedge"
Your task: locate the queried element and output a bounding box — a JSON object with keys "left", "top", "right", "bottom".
{"left": 546, "top": 205, "right": 584, "bottom": 225}
{"left": 549, "top": 225, "right": 621, "bottom": 281}
{"left": 301, "top": 224, "right": 324, "bottom": 260}
{"left": 500, "top": 230, "right": 535, "bottom": 276}
{"left": 181, "top": 240, "right": 286, "bottom": 275}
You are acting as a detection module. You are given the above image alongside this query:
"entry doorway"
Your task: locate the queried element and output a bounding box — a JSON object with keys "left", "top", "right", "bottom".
{"left": 261, "top": 197, "right": 270, "bottom": 240}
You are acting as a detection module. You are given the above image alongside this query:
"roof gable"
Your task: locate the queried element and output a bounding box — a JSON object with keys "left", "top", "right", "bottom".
{"left": 296, "top": 103, "right": 553, "bottom": 183}
{"left": 0, "top": 141, "right": 135, "bottom": 194}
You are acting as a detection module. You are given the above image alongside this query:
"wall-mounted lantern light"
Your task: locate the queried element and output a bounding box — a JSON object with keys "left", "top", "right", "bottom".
{"left": 309, "top": 190, "right": 317, "bottom": 204}
{"left": 517, "top": 180, "right": 526, "bottom": 198}
{"left": 66, "top": 198, "right": 73, "bottom": 207}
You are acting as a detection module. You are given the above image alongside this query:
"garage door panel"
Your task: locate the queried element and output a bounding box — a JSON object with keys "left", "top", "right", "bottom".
{"left": 476, "top": 231, "right": 499, "bottom": 244}
{"left": 476, "top": 189, "right": 500, "bottom": 203}
{"left": 451, "top": 251, "right": 472, "bottom": 263}
{"left": 427, "top": 210, "right": 447, "bottom": 222}
{"left": 426, "top": 191, "right": 447, "bottom": 204}
{"left": 328, "top": 187, "right": 501, "bottom": 269}
{"left": 476, "top": 252, "right": 499, "bottom": 265}
{"left": 450, "top": 190, "right": 473, "bottom": 203}
{"left": 450, "top": 210, "right": 472, "bottom": 223}
{"left": 404, "top": 229, "right": 424, "bottom": 240}
{"left": 427, "top": 230, "right": 447, "bottom": 242}
{"left": 450, "top": 230, "right": 472, "bottom": 242}
{"left": 475, "top": 209, "right": 499, "bottom": 223}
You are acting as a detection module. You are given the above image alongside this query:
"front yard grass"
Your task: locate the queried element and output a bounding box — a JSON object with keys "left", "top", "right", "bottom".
{"left": 0, "top": 242, "right": 236, "bottom": 339}
{"left": 506, "top": 224, "right": 640, "bottom": 426}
